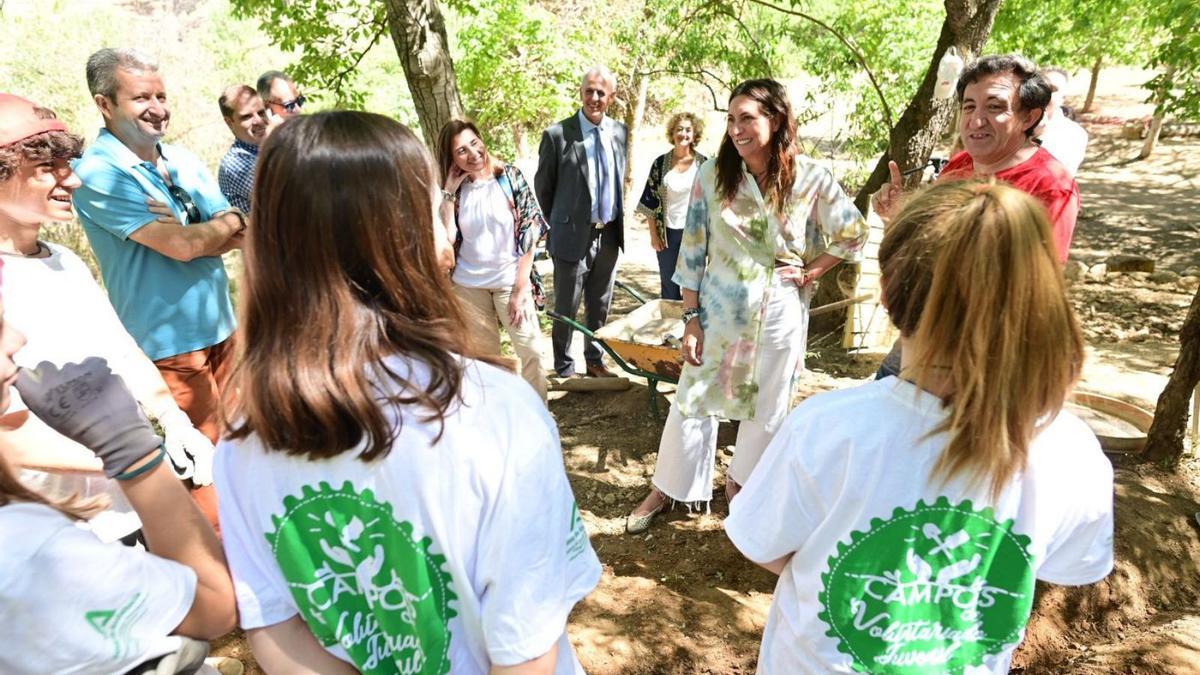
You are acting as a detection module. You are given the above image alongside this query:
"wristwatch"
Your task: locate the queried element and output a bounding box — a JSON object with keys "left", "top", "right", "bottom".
{"left": 682, "top": 307, "right": 701, "bottom": 325}
{"left": 441, "top": 189, "right": 457, "bottom": 204}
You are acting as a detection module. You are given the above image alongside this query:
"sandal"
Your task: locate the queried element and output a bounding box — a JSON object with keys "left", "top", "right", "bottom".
{"left": 626, "top": 489, "right": 669, "bottom": 534}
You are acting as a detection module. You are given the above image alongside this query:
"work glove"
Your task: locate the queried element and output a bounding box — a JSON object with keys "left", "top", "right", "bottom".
{"left": 157, "top": 408, "right": 215, "bottom": 486}
{"left": 15, "top": 358, "right": 163, "bottom": 479}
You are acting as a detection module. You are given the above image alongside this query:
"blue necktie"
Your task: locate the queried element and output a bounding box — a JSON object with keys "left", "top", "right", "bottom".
{"left": 593, "top": 126, "right": 613, "bottom": 224}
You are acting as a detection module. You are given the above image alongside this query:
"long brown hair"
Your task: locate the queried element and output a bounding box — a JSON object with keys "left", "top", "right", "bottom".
{"left": 0, "top": 450, "right": 106, "bottom": 521}
{"left": 228, "top": 111, "right": 480, "bottom": 460}
{"left": 879, "top": 180, "right": 1084, "bottom": 498}
{"left": 715, "top": 79, "right": 799, "bottom": 212}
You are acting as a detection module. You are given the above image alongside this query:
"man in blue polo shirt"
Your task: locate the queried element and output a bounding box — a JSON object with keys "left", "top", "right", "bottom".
{"left": 72, "top": 47, "right": 244, "bottom": 532}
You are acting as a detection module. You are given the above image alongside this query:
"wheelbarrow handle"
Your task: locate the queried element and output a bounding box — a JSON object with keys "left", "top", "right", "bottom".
{"left": 545, "top": 310, "right": 597, "bottom": 339}
{"left": 614, "top": 280, "right": 649, "bottom": 305}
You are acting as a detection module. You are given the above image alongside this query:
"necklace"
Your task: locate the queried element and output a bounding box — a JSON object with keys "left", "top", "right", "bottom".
{"left": 0, "top": 241, "right": 46, "bottom": 258}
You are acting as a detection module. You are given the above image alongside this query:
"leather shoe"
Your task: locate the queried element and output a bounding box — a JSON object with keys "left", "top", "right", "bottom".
{"left": 586, "top": 363, "right": 618, "bottom": 378}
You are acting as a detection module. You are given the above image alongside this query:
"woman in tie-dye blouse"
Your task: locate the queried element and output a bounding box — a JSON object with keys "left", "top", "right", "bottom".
{"left": 627, "top": 79, "right": 868, "bottom": 532}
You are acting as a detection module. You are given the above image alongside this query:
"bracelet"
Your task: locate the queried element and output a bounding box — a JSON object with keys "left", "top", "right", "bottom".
{"left": 115, "top": 447, "right": 166, "bottom": 481}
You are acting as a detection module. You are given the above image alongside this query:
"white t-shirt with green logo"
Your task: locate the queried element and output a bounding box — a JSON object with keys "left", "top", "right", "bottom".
{"left": 726, "top": 377, "right": 1114, "bottom": 675}
{"left": 215, "top": 356, "right": 602, "bottom": 674}
{"left": 0, "top": 502, "right": 196, "bottom": 674}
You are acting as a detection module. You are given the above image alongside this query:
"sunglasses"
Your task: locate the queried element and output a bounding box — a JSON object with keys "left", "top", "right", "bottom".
{"left": 274, "top": 94, "right": 306, "bottom": 113}
{"left": 167, "top": 184, "right": 203, "bottom": 223}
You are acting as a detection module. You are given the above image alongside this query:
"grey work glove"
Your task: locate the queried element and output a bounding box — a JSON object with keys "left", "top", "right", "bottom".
{"left": 15, "top": 358, "right": 163, "bottom": 479}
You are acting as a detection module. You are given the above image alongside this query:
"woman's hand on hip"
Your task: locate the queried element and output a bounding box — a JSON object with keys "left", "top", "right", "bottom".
{"left": 682, "top": 319, "right": 704, "bottom": 366}
{"left": 777, "top": 265, "right": 813, "bottom": 288}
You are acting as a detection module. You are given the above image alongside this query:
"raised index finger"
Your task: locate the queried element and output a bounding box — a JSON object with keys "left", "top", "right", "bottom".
{"left": 888, "top": 160, "right": 902, "bottom": 188}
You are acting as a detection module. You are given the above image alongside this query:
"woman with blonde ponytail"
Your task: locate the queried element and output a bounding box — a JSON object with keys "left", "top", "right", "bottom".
{"left": 725, "top": 180, "right": 1114, "bottom": 674}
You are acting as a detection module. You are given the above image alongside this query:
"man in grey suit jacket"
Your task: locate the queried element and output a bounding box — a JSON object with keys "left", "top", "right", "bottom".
{"left": 536, "top": 65, "right": 628, "bottom": 378}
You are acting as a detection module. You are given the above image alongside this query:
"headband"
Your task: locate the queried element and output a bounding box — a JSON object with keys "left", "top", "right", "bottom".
{"left": 0, "top": 93, "right": 68, "bottom": 147}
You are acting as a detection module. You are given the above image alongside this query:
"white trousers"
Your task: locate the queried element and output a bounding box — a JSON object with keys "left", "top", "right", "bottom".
{"left": 652, "top": 279, "right": 809, "bottom": 503}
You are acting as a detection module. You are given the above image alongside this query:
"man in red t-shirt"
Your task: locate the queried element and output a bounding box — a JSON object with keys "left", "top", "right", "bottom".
{"left": 876, "top": 54, "right": 1079, "bottom": 263}
{"left": 872, "top": 54, "right": 1080, "bottom": 378}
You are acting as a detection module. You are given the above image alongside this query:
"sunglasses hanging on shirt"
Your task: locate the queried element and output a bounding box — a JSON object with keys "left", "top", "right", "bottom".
{"left": 167, "top": 184, "right": 204, "bottom": 224}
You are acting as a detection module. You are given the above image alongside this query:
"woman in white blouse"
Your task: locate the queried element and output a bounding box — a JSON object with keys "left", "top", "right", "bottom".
{"left": 437, "top": 119, "right": 549, "bottom": 401}
{"left": 636, "top": 112, "right": 707, "bottom": 300}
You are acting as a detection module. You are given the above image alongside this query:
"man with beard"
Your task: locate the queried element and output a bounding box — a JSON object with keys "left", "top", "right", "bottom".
{"left": 72, "top": 48, "right": 245, "bottom": 531}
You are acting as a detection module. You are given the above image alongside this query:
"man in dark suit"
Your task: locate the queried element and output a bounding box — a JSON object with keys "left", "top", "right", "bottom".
{"left": 536, "top": 65, "right": 628, "bottom": 378}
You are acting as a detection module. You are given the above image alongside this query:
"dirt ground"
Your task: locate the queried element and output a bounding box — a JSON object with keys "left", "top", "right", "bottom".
{"left": 214, "top": 68, "right": 1200, "bottom": 673}
{"left": 554, "top": 69, "right": 1200, "bottom": 675}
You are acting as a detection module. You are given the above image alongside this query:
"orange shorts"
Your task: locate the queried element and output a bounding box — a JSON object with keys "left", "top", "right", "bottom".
{"left": 155, "top": 335, "right": 236, "bottom": 534}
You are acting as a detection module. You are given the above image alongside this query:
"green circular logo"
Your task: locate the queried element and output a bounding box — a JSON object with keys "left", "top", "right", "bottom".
{"left": 818, "top": 497, "right": 1035, "bottom": 673}
{"left": 267, "top": 481, "right": 457, "bottom": 674}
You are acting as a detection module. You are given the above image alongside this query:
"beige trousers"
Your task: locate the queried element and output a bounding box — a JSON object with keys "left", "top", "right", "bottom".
{"left": 453, "top": 284, "right": 548, "bottom": 402}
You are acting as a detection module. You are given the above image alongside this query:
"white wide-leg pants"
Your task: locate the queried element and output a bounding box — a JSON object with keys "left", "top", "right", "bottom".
{"left": 652, "top": 278, "right": 809, "bottom": 504}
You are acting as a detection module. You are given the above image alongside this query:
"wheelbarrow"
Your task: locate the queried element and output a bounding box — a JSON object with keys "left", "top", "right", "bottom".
{"left": 547, "top": 281, "right": 683, "bottom": 419}
{"left": 547, "top": 281, "right": 873, "bottom": 420}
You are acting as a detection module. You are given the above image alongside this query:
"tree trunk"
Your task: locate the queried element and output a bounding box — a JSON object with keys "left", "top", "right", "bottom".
{"left": 513, "top": 124, "right": 528, "bottom": 158}
{"left": 623, "top": 72, "right": 650, "bottom": 198}
{"left": 1142, "top": 285, "right": 1200, "bottom": 466}
{"left": 1082, "top": 55, "right": 1102, "bottom": 113}
{"left": 382, "top": 0, "right": 464, "bottom": 150}
{"left": 1139, "top": 105, "right": 1167, "bottom": 159}
{"left": 852, "top": 0, "right": 1006, "bottom": 213}
{"left": 1139, "top": 63, "right": 1177, "bottom": 160}
{"left": 811, "top": 0, "right": 1004, "bottom": 336}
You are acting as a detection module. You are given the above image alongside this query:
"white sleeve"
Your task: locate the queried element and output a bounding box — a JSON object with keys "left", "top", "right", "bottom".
{"left": 724, "top": 410, "right": 820, "bottom": 564}
{"left": 62, "top": 251, "right": 179, "bottom": 418}
{"left": 38, "top": 522, "right": 197, "bottom": 667}
{"left": 475, "top": 403, "right": 601, "bottom": 667}
{"left": 1036, "top": 443, "right": 1114, "bottom": 586}
{"left": 214, "top": 441, "right": 300, "bottom": 629}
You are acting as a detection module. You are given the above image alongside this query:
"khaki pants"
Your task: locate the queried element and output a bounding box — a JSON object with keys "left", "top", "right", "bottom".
{"left": 453, "top": 284, "right": 548, "bottom": 402}
{"left": 155, "top": 335, "right": 236, "bottom": 534}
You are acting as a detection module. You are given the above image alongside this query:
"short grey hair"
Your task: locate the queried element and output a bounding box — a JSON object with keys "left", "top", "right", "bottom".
{"left": 256, "top": 70, "right": 294, "bottom": 101}
{"left": 581, "top": 65, "right": 617, "bottom": 93}
{"left": 86, "top": 48, "right": 159, "bottom": 99}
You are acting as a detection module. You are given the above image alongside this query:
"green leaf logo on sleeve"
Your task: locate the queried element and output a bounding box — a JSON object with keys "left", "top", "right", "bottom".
{"left": 85, "top": 593, "right": 149, "bottom": 661}
{"left": 266, "top": 482, "right": 458, "bottom": 675}
{"left": 818, "top": 497, "right": 1035, "bottom": 674}
{"left": 566, "top": 501, "right": 588, "bottom": 561}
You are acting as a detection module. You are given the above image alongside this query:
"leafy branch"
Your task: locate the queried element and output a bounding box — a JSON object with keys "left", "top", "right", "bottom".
{"left": 744, "top": 0, "right": 895, "bottom": 129}
{"left": 638, "top": 68, "right": 730, "bottom": 110}
{"left": 328, "top": 15, "right": 389, "bottom": 100}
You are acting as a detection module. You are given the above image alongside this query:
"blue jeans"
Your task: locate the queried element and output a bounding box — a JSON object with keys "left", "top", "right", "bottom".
{"left": 656, "top": 227, "right": 684, "bottom": 300}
